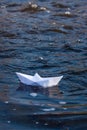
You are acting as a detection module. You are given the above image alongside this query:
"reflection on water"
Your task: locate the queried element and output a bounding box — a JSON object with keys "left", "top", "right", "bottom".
{"left": 0, "top": 0, "right": 87, "bottom": 129}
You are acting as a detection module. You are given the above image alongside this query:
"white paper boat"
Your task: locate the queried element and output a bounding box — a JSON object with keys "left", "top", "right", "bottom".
{"left": 16, "top": 72, "right": 63, "bottom": 88}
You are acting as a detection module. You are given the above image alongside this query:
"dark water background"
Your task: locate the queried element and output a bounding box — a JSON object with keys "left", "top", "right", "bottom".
{"left": 0, "top": 0, "right": 87, "bottom": 129}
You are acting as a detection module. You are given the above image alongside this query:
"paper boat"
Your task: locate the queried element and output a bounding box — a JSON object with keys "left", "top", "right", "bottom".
{"left": 16, "top": 72, "right": 63, "bottom": 88}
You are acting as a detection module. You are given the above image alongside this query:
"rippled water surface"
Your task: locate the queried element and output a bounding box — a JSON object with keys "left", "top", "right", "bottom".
{"left": 0, "top": 0, "right": 87, "bottom": 129}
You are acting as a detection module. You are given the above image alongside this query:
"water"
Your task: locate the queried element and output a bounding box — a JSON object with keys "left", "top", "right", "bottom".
{"left": 0, "top": 0, "right": 87, "bottom": 129}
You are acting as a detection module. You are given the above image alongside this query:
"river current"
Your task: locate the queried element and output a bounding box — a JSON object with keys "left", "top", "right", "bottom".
{"left": 0, "top": 0, "right": 87, "bottom": 129}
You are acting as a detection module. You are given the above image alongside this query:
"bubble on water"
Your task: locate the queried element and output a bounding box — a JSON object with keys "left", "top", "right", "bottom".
{"left": 35, "top": 122, "right": 39, "bottom": 124}
{"left": 65, "top": 11, "right": 71, "bottom": 15}
{"left": 42, "top": 108, "right": 55, "bottom": 112}
{"left": 4, "top": 101, "right": 9, "bottom": 104}
{"left": 59, "top": 101, "right": 66, "bottom": 105}
{"left": 28, "top": 2, "right": 38, "bottom": 8}
{"left": 39, "top": 56, "right": 44, "bottom": 60}
{"left": 12, "top": 108, "right": 16, "bottom": 111}
{"left": 33, "top": 113, "right": 37, "bottom": 115}
{"left": 46, "top": 10, "right": 50, "bottom": 13}
{"left": 40, "top": 7, "right": 47, "bottom": 11}
{"left": 28, "top": 2, "right": 32, "bottom": 5}
{"left": 31, "top": 4, "right": 38, "bottom": 9}
{"left": 77, "top": 39, "right": 82, "bottom": 43}
{"left": 7, "top": 120, "right": 11, "bottom": 124}
{"left": 52, "top": 22, "right": 56, "bottom": 25}
{"left": 30, "top": 93, "right": 37, "bottom": 97}
{"left": 61, "top": 24, "right": 64, "bottom": 27}
{"left": 49, "top": 43, "right": 54, "bottom": 45}
{"left": 63, "top": 107, "right": 67, "bottom": 110}
{"left": 44, "top": 123, "right": 48, "bottom": 126}
{"left": 68, "top": 8, "right": 71, "bottom": 10}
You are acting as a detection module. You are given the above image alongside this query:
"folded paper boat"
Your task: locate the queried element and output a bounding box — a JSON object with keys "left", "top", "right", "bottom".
{"left": 16, "top": 72, "right": 63, "bottom": 88}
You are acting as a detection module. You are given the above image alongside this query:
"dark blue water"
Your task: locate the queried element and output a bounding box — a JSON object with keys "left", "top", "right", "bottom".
{"left": 0, "top": 0, "right": 87, "bottom": 129}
